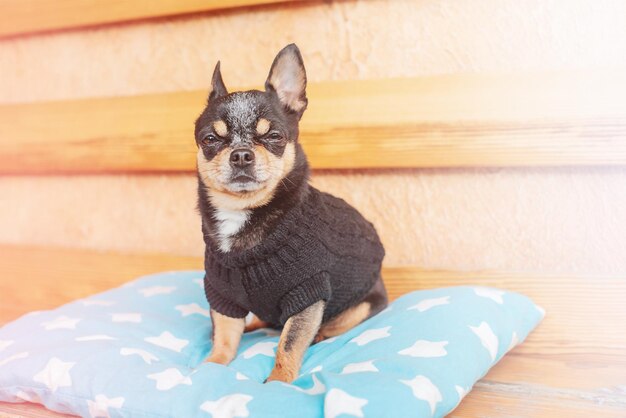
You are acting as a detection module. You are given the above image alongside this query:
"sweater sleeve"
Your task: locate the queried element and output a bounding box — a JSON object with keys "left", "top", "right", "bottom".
{"left": 279, "top": 271, "right": 332, "bottom": 325}
{"left": 204, "top": 276, "right": 249, "bottom": 319}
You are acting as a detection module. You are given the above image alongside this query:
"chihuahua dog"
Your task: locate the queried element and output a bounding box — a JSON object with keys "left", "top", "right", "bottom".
{"left": 195, "top": 44, "right": 387, "bottom": 383}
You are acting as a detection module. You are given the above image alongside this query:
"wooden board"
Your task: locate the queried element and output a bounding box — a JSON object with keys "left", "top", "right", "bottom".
{"left": 0, "top": 402, "right": 74, "bottom": 418}
{"left": 2, "top": 72, "right": 626, "bottom": 174}
{"left": 0, "top": 0, "right": 304, "bottom": 38}
{"left": 0, "top": 244, "right": 624, "bottom": 417}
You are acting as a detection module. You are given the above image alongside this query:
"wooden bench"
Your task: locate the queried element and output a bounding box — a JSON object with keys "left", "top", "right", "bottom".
{"left": 1, "top": 5, "right": 625, "bottom": 412}
{"left": 2, "top": 71, "right": 626, "bottom": 173}
{"left": 0, "top": 0, "right": 306, "bottom": 38}
{"left": 0, "top": 245, "right": 625, "bottom": 417}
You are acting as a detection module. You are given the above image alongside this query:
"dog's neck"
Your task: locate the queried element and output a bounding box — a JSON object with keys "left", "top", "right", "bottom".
{"left": 198, "top": 143, "right": 310, "bottom": 253}
{"left": 211, "top": 208, "right": 251, "bottom": 252}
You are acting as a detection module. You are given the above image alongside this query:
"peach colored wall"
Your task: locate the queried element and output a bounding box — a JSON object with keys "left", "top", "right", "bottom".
{"left": 1, "top": 168, "right": 626, "bottom": 275}
{"left": 1, "top": 0, "right": 626, "bottom": 275}
{"left": 3, "top": 0, "right": 626, "bottom": 103}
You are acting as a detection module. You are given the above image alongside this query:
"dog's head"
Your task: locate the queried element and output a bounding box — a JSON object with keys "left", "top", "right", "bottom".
{"left": 195, "top": 44, "right": 307, "bottom": 209}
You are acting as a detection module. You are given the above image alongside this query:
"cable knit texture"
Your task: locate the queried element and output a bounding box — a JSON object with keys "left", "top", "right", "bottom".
{"left": 203, "top": 186, "right": 385, "bottom": 326}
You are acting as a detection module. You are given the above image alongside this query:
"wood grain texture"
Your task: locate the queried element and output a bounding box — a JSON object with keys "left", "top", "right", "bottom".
{"left": 2, "top": 72, "right": 626, "bottom": 174}
{"left": 0, "top": 244, "right": 624, "bottom": 417}
{"left": 0, "top": 0, "right": 304, "bottom": 38}
{"left": 0, "top": 402, "right": 74, "bottom": 418}
{"left": 451, "top": 382, "right": 626, "bottom": 418}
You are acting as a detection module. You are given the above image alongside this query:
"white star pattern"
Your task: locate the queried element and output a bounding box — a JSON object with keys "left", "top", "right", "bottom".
{"left": 87, "top": 394, "right": 125, "bottom": 418}
{"left": 324, "top": 389, "right": 367, "bottom": 418}
{"left": 235, "top": 372, "right": 249, "bottom": 380}
{"left": 175, "top": 303, "right": 210, "bottom": 317}
{"left": 82, "top": 300, "right": 115, "bottom": 307}
{"left": 241, "top": 341, "right": 277, "bottom": 359}
{"left": 120, "top": 348, "right": 159, "bottom": 364}
{"left": 75, "top": 335, "right": 117, "bottom": 342}
{"left": 453, "top": 385, "right": 469, "bottom": 408}
{"left": 309, "top": 365, "right": 323, "bottom": 373}
{"left": 350, "top": 326, "right": 391, "bottom": 346}
{"left": 145, "top": 331, "right": 189, "bottom": 353}
{"left": 341, "top": 360, "right": 379, "bottom": 374}
{"left": 0, "top": 351, "right": 29, "bottom": 367}
{"left": 147, "top": 368, "right": 193, "bottom": 391}
{"left": 33, "top": 357, "right": 75, "bottom": 392}
{"left": 400, "top": 375, "right": 442, "bottom": 415}
{"left": 41, "top": 316, "right": 81, "bottom": 330}
{"left": 455, "top": 385, "right": 468, "bottom": 400}
{"left": 111, "top": 313, "right": 142, "bottom": 323}
{"left": 200, "top": 393, "right": 253, "bottom": 418}
{"left": 474, "top": 288, "right": 505, "bottom": 304}
{"left": 469, "top": 322, "right": 499, "bottom": 361}
{"left": 139, "top": 286, "right": 177, "bottom": 297}
{"left": 408, "top": 296, "right": 450, "bottom": 312}
{"left": 399, "top": 340, "right": 448, "bottom": 358}
{"left": 0, "top": 340, "right": 14, "bottom": 352}
{"left": 292, "top": 375, "right": 326, "bottom": 395}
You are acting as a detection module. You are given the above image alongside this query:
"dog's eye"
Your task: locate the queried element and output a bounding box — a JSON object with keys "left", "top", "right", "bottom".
{"left": 201, "top": 134, "right": 217, "bottom": 146}
{"left": 268, "top": 132, "right": 281, "bottom": 141}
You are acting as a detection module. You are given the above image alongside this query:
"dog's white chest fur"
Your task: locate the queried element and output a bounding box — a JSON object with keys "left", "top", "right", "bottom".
{"left": 214, "top": 208, "right": 250, "bottom": 252}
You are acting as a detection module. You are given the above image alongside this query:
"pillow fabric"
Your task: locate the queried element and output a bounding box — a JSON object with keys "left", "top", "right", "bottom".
{"left": 0, "top": 271, "right": 544, "bottom": 418}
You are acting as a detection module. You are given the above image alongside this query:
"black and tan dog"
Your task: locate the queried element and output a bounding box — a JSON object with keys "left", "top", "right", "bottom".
{"left": 195, "top": 44, "right": 387, "bottom": 383}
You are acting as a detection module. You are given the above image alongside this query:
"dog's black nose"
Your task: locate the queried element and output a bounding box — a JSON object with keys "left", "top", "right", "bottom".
{"left": 230, "top": 148, "right": 255, "bottom": 167}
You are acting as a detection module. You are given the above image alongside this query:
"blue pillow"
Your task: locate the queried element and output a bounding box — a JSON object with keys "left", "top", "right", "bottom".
{"left": 0, "top": 271, "right": 543, "bottom": 418}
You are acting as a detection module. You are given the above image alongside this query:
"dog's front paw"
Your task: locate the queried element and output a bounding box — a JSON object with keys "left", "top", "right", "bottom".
{"left": 203, "top": 352, "right": 231, "bottom": 365}
{"left": 265, "top": 367, "right": 297, "bottom": 384}
{"left": 312, "top": 332, "right": 328, "bottom": 344}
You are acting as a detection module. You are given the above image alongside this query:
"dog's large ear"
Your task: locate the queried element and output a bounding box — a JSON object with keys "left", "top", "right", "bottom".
{"left": 265, "top": 44, "right": 308, "bottom": 117}
{"left": 207, "top": 61, "right": 228, "bottom": 102}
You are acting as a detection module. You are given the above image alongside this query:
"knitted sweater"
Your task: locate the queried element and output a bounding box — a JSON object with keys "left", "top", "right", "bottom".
{"left": 203, "top": 186, "right": 385, "bottom": 327}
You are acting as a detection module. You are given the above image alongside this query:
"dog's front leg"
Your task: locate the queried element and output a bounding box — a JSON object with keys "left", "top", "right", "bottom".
{"left": 204, "top": 309, "right": 245, "bottom": 365}
{"left": 266, "top": 300, "right": 325, "bottom": 383}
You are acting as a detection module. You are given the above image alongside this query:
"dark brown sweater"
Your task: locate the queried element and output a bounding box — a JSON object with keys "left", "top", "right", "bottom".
{"left": 203, "top": 186, "right": 385, "bottom": 327}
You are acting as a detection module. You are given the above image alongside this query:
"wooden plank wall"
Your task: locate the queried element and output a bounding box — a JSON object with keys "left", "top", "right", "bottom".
{"left": 0, "top": 0, "right": 305, "bottom": 38}
{"left": 1, "top": 72, "right": 626, "bottom": 174}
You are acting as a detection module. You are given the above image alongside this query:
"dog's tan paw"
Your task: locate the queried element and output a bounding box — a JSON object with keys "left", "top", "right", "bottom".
{"left": 265, "top": 369, "right": 297, "bottom": 384}
{"left": 203, "top": 352, "right": 231, "bottom": 365}
{"left": 265, "top": 361, "right": 298, "bottom": 383}
{"left": 312, "top": 332, "right": 327, "bottom": 344}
